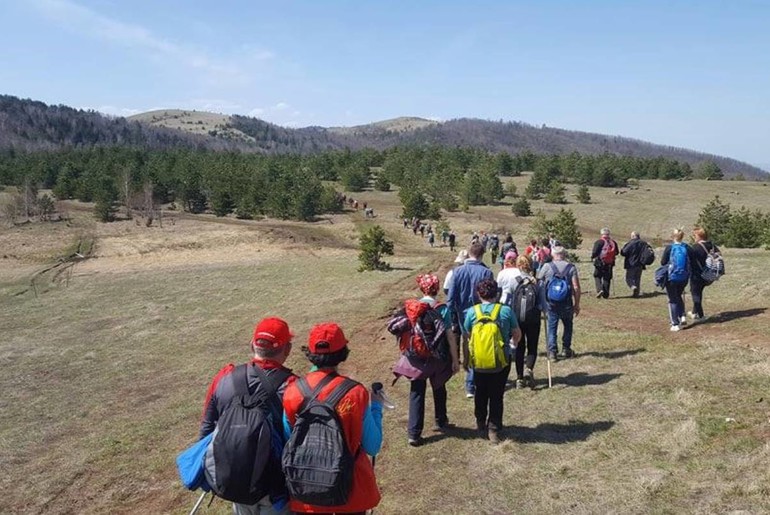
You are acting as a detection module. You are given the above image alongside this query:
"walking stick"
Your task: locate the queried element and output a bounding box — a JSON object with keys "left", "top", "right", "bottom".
{"left": 189, "top": 491, "right": 207, "bottom": 515}
{"left": 543, "top": 314, "right": 552, "bottom": 388}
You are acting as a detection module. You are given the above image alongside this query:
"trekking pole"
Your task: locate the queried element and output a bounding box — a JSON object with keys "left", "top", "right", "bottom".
{"left": 189, "top": 491, "right": 207, "bottom": 515}
{"left": 542, "top": 314, "right": 552, "bottom": 388}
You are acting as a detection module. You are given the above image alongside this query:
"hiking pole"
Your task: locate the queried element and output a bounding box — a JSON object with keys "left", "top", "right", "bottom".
{"left": 543, "top": 314, "right": 552, "bottom": 388}
{"left": 189, "top": 491, "right": 207, "bottom": 515}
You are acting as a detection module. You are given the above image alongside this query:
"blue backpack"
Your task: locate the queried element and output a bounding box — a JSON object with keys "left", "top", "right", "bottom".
{"left": 546, "top": 262, "right": 572, "bottom": 303}
{"left": 668, "top": 243, "right": 690, "bottom": 283}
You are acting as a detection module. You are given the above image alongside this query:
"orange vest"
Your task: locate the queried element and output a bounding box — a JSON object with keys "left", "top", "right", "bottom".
{"left": 283, "top": 370, "right": 381, "bottom": 513}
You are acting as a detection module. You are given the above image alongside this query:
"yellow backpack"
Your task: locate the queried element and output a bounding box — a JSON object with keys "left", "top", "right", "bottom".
{"left": 469, "top": 304, "right": 508, "bottom": 372}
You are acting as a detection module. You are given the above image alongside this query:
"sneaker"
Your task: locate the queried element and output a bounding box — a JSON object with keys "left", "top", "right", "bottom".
{"left": 679, "top": 316, "right": 687, "bottom": 326}
{"left": 547, "top": 351, "right": 558, "bottom": 361}
{"left": 466, "top": 391, "right": 475, "bottom": 398}
{"left": 559, "top": 348, "right": 575, "bottom": 359}
{"left": 432, "top": 421, "right": 454, "bottom": 432}
{"left": 514, "top": 379, "right": 525, "bottom": 390}
{"left": 632, "top": 287, "right": 639, "bottom": 298}
{"left": 477, "top": 421, "right": 488, "bottom": 439}
{"left": 670, "top": 324, "right": 680, "bottom": 332}
{"left": 523, "top": 368, "right": 535, "bottom": 388}
{"left": 408, "top": 436, "right": 422, "bottom": 447}
{"left": 488, "top": 430, "right": 501, "bottom": 445}
{"left": 596, "top": 291, "right": 603, "bottom": 298}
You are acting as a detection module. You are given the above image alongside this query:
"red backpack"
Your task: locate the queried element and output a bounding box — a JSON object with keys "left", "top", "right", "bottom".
{"left": 387, "top": 299, "right": 448, "bottom": 360}
{"left": 600, "top": 239, "right": 617, "bottom": 265}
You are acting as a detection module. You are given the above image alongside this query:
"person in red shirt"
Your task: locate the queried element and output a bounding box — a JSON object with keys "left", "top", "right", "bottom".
{"left": 199, "top": 317, "right": 297, "bottom": 514}
{"left": 282, "top": 323, "right": 383, "bottom": 515}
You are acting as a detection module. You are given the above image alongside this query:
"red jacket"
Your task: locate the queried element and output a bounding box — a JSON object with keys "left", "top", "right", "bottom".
{"left": 283, "top": 370, "right": 381, "bottom": 513}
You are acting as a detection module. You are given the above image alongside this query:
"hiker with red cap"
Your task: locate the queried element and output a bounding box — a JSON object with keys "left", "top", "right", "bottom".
{"left": 282, "top": 323, "right": 383, "bottom": 514}
{"left": 199, "top": 317, "right": 297, "bottom": 514}
{"left": 387, "top": 273, "right": 460, "bottom": 446}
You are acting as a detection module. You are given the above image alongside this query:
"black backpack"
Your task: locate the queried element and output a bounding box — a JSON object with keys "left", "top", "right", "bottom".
{"left": 282, "top": 374, "right": 359, "bottom": 507}
{"left": 204, "top": 364, "right": 290, "bottom": 504}
{"left": 511, "top": 275, "right": 540, "bottom": 326}
{"left": 641, "top": 243, "right": 656, "bottom": 266}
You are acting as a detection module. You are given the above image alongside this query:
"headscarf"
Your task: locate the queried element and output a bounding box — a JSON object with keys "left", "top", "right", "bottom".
{"left": 416, "top": 273, "right": 440, "bottom": 296}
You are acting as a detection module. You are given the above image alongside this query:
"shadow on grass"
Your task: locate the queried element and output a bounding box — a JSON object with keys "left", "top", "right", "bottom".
{"left": 578, "top": 348, "right": 646, "bottom": 359}
{"left": 509, "top": 420, "right": 616, "bottom": 444}
{"left": 389, "top": 266, "right": 415, "bottom": 271}
{"left": 700, "top": 308, "right": 767, "bottom": 324}
{"left": 558, "top": 372, "right": 623, "bottom": 387}
{"left": 420, "top": 426, "right": 487, "bottom": 444}
{"left": 637, "top": 290, "right": 665, "bottom": 299}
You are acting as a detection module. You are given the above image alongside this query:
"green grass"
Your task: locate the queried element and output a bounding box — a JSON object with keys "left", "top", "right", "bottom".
{"left": 1, "top": 178, "right": 769, "bottom": 513}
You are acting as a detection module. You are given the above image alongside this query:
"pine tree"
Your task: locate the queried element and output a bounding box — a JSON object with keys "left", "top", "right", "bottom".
{"left": 696, "top": 195, "right": 732, "bottom": 246}
{"left": 374, "top": 174, "right": 391, "bottom": 191}
{"left": 358, "top": 225, "right": 394, "bottom": 271}
{"left": 544, "top": 181, "right": 567, "bottom": 204}
{"left": 576, "top": 184, "right": 591, "bottom": 204}
{"left": 551, "top": 208, "right": 582, "bottom": 249}
{"left": 512, "top": 197, "right": 532, "bottom": 217}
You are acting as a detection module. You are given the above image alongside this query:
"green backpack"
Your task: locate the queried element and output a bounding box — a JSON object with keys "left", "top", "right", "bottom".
{"left": 469, "top": 304, "right": 508, "bottom": 373}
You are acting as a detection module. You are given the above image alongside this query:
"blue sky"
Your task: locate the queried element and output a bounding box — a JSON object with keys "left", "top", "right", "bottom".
{"left": 1, "top": 0, "right": 768, "bottom": 166}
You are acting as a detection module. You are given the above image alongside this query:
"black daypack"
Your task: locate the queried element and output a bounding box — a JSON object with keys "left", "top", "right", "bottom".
{"left": 204, "top": 364, "right": 290, "bottom": 504}
{"left": 282, "top": 374, "right": 359, "bottom": 507}
{"left": 511, "top": 275, "right": 540, "bottom": 326}
{"left": 641, "top": 243, "right": 656, "bottom": 266}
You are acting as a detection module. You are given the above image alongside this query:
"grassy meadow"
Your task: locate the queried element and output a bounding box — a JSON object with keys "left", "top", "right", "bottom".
{"left": 1, "top": 177, "right": 768, "bottom": 514}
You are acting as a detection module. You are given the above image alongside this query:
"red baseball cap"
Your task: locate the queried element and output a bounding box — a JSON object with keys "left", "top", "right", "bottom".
{"left": 252, "top": 317, "right": 293, "bottom": 348}
{"left": 307, "top": 322, "right": 349, "bottom": 354}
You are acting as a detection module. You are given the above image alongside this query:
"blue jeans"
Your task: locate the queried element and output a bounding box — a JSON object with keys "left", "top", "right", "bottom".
{"left": 546, "top": 304, "right": 574, "bottom": 354}
{"left": 666, "top": 280, "right": 687, "bottom": 325}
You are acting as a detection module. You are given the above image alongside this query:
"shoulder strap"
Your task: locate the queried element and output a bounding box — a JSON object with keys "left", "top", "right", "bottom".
{"left": 489, "top": 303, "right": 502, "bottom": 321}
{"left": 548, "top": 261, "right": 559, "bottom": 276}
{"left": 250, "top": 364, "right": 288, "bottom": 401}
{"left": 473, "top": 304, "right": 483, "bottom": 319}
{"left": 297, "top": 373, "right": 337, "bottom": 413}
{"left": 322, "top": 378, "right": 359, "bottom": 409}
{"left": 234, "top": 363, "right": 250, "bottom": 396}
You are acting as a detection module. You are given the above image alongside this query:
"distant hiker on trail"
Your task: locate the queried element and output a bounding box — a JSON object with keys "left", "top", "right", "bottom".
{"left": 689, "top": 227, "right": 723, "bottom": 322}
{"left": 403, "top": 218, "right": 409, "bottom": 228}
{"left": 428, "top": 230, "right": 435, "bottom": 247}
{"left": 549, "top": 233, "right": 558, "bottom": 249}
{"left": 496, "top": 251, "right": 521, "bottom": 303}
{"left": 419, "top": 224, "right": 426, "bottom": 237}
{"left": 591, "top": 228, "right": 619, "bottom": 299}
{"left": 282, "top": 323, "right": 383, "bottom": 514}
{"left": 470, "top": 232, "right": 480, "bottom": 245}
{"left": 537, "top": 246, "right": 581, "bottom": 361}
{"left": 199, "top": 317, "right": 297, "bottom": 514}
{"left": 524, "top": 239, "right": 540, "bottom": 271}
{"left": 481, "top": 232, "right": 489, "bottom": 250}
{"left": 463, "top": 278, "right": 521, "bottom": 444}
{"left": 448, "top": 231, "right": 457, "bottom": 252}
{"left": 534, "top": 238, "right": 552, "bottom": 270}
{"left": 620, "top": 231, "right": 654, "bottom": 297}
{"left": 499, "top": 235, "right": 517, "bottom": 270}
{"left": 388, "top": 274, "right": 460, "bottom": 447}
{"left": 489, "top": 233, "right": 500, "bottom": 265}
{"left": 447, "top": 242, "right": 494, "bottom": 398}
{"left": 441, "top": 229, "right": 449, "bottom": 246}
{"left": 363, "top": 202, "right": 367, "bottom": 210}
{"left": 412, "top": 219, "right": 420, "bottom": 235}
{"left": 660, "top": 228, "right": 695, "bottom": 332}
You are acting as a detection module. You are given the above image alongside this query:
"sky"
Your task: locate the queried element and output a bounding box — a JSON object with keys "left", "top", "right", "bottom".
{"left": 1, "top": 0, "right": 769, "bottom": 167}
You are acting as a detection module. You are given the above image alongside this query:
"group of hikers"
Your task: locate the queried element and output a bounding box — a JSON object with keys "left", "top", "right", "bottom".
{"left": 180, "top": 225, "right": 724, "bottom": 514}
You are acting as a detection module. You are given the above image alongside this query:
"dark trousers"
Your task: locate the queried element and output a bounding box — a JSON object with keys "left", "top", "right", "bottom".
{"left": 625, "top": 266, "right": 643, "bottom": 294}
{"left": 594, "top": 265, "right": 613, "bottom": 298}
{"left": 514, "top": 320, "right": 540, "bottom": 378}
{"left": 666, "top": 280, "right": 687, "bottom": 325}
{"left": 690, "top": 277, "right": 707, "bottom": 318}
{"left": 473, "top": 365, "right": 510, "bottom": 431}
{"left": 408, "top": 379, "right": 448, "bottom": 439}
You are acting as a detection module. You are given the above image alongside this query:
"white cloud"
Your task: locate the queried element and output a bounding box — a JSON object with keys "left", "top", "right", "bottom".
{"left": 274, "top": 102, "right": 289, "bottom": 111}
{"left": 29, "top": 0, "right": 269, "bottom": 87}
{"left": 248, "top": 107, "right": 265, "bottom": 117}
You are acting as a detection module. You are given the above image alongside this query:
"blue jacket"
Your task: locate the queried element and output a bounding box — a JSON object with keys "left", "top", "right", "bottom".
{"left": 447, "top": 259, "right": 494, "bottom": 328}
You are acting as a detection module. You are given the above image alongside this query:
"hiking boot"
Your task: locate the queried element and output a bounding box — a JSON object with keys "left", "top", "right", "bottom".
{"left": 559, "top": 348, "right": 575, "bottom": 359}
{"left": 632, "top": 287, "right": 639, "bottom": 298}
{"left": 408, "top": 436, "right": 422, "bottom": 447}
{"left": 515, "top": 379, "right": 525, "bottom": 390}
{"left": 670, "top": 324, "right": 680, "bottom": 332}
{"left": 596, "top": 291, "right": 603, "bottom": 298}
{"left": 477, "top": 421, "right": 488, "bottom": 439}
{"left": 488, "top": 429, "right": 501, "bottom": 444}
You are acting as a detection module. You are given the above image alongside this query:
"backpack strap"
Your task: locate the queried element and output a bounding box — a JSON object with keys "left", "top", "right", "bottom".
{"left": 322, "top": 378, "right": 359, "bottom": 409}
{"left": 234, "top": 363, "right": 250, "bottom": 396}
{"left": 473, "top": 304, "right": 483, "bottom": 320}
{"left": 548, "top": 261, "right": 559, "bottom": 276}
{"left": 489, "top": 303, "right": 502, "bottom": 322}
{"left": 297, "top": 373, "right": 337, "bottom": 413}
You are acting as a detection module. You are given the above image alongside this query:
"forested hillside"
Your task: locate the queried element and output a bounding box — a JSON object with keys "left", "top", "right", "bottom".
{"left": 1, "top": 94, "right": 766, "bottom": 179}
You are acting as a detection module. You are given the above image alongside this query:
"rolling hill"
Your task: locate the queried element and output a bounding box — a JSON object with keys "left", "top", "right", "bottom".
{"left": 1, "top": 94, "right": 766, "bottom": 179}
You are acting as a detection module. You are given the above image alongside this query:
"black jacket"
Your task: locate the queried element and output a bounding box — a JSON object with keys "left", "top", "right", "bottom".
{"left": 620, "top": 238, "right": 647, "bottom": 269}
